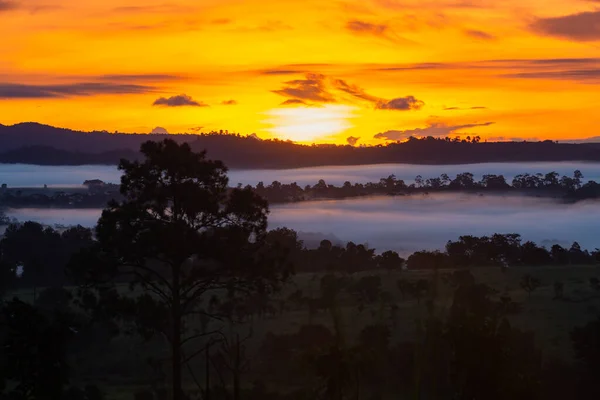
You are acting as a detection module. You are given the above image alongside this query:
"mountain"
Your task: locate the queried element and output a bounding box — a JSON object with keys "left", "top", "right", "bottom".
{"left": 1, "top": 122, "right": 600, "bottom": 168}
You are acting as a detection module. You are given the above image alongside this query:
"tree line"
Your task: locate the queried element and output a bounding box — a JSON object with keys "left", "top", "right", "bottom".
{"left": 3, "top": 122, "right": 600, "bottom": 168}
{"left": 3, "top": 169, "right": 600, "bottom": 211}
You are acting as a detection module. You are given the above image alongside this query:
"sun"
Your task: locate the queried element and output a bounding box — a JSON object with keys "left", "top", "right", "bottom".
{"left": 264, "top": 104, "right": 356, "bottom": 142}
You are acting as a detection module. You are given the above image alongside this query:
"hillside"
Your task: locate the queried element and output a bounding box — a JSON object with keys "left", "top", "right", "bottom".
{"left": 1, "top": 123, "right": 600, "bottom": 168}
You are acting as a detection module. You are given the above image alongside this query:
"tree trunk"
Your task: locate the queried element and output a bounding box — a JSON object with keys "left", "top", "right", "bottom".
{"left": 172, "top": 265, "right": 182, "bottom": 400}
{"left": 205, "top": 342, "right": 210, "bottom": 400}
{"left": 233, "top": 334, "right": 240, "bottom": 400}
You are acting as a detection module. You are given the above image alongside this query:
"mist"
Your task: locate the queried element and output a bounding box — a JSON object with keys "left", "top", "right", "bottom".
{"left": 2, "top": 161, "right": 600, "bottom": 187}
{"left": 268, "top": 193, "right": 600, "bottom": 255}
{"left": 6, "top": 193, "right": 600, "bottom": 256}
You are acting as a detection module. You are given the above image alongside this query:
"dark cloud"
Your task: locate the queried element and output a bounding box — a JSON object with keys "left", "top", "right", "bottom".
{"left": 189, "top": 126, "right": 204, "bottom": 132}
{"left": 99, "top": 74, "right": 181, "bottom": 82}
{"left": 346, "top": 136, "right": 361, "bottom": 146}
{"left": 0, "top": 82, "right": 154, "bottom": 99}
{"left": 374, "top": 63, "right": 449, "bottom": 71}
{"left": 345, "top": 19, "right": 410, "bottom": 43}
{"left": 0, "top": 1, "right": 17, "bottom": 12}
{"left": 347, "top": 20, "right": 389, "bottom": 36}
{"left": 332, "top": 79, "right": 380, "bottom": 102}
{"left": 377, "top": 96, "right": 424, "bottom": 110}
{"left": 444, "top": 106, "right": 488, "bottom": 110}
{"left": 530, "top": 11, "right": 600, "bottom": 42}
{"left": 152, "top": 94, "right": 207, "bottom": 107}
{"left": 364, "top": 58, "right": 600, "bottom": 83}
{"left": 464, "top": 29, "right": 496, "bottom": 40}
{"left": 222, "top": 99, "right": 237, "bottom": 105}
{"left": 504, "top": 69, "right": 600, "bottom": 82}
{"left": 374, "top": 122, "right": 494, "bottom": 141}
{"left": 529, "top": 58, "right": 600, "bottom": 65}
{"left": 272, "top": 74, "right": 335, "bottom": 103}
{"left": 261, "top": 69, "right": 302, "bottom": 75}
{"left": 332, "top": 78, "right": 424, "bottom": 111}
{"left": 280, "top": 99, "right": 310, "bottom": 106}
{"left": 113, "top": 4, "right": 193, "bottom": 14}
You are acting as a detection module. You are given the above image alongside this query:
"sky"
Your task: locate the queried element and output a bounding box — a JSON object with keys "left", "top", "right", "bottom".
{"left": 1, "top": 0, "right": 599, "bottom": 145}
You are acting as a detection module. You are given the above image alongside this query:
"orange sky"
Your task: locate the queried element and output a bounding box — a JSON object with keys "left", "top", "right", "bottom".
{"left": 1, "top": 0, "right": 599, "bottom": 145}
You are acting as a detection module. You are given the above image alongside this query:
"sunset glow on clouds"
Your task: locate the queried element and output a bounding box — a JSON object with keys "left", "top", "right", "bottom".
{"left": 1, "top": 0, "right": 600, "bottom": 144}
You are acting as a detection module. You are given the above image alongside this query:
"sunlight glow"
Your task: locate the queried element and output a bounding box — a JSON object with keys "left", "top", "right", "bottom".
{"left": 263, "top": 105, "right": 357, "bottom": 142}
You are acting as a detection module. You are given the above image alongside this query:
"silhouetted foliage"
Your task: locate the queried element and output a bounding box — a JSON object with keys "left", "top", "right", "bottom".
{"left": 68, "top": 139, "right": 291, "bottom": 400}
{"left": 520, "top": 274, "right": 542, "bottom": 298}
{"left": 0, "top": 299, "right": 78, "bottom": 399}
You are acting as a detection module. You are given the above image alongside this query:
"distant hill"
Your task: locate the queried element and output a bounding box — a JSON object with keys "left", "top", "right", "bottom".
{"left": 1, "top": 122, "right": 600, "bottom": 168}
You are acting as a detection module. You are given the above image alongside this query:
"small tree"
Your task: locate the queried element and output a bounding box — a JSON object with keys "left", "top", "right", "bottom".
{"left": 553, "top": 281, "right": 564, "bottom": 300}
{"left": 520, "top": 274, "right": 541, "bottom": 298}
{"left": 70, "top": 140, "right": 291, "bottom": 400}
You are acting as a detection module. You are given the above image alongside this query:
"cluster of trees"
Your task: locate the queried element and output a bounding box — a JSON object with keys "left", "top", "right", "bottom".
{"left": 2, "top": 139, "right": 600, "bottom": 400}
{"left": 2, "top": 227, "right": 599, "bottom": 296}
{"left": 253, "top": 170, "right": 600, "bottom": 204}
{"left": 408, "top": 234, "right": 600, "bottom": 271}
{"left": 4, "top": 170, "right": 600, "bottom": 211}
{"left": 0, "top": 186, "right": 122, "bottom": 209}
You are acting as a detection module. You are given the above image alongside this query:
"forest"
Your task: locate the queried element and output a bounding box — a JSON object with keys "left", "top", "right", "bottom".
{"left": 1, "top": 139, "right": 600, "bottom": 400}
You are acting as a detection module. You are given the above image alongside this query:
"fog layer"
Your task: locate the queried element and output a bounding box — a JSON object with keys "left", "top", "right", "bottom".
{"left": 6, "top": 194, "right": 600, "bottom": 255}
{"left": 2, "top": 161, "right": 600, "bottom": 187}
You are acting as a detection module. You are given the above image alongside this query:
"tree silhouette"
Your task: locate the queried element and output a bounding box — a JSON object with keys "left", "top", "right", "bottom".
{"left": 520, "top": 275, "right": 541, "bottom": 298}
{"left": 70, "top": 139, "right": 290, "bottom": 400}
{"left": 0, "top": 299, "right": 76, "bottom": 399}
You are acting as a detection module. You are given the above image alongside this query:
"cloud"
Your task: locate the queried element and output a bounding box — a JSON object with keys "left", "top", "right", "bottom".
{"left": 504, "top": 69, "right": 600, "bottom": 82}
{"left": 444, "top": 106, "right": 488, "bottom": 110}
{"left": 346, "top": 19, "right": 410, "bottom": 43}
{"left": 332, "top": 78, "right": 424, "bottom": 111}
{"left": 272, "top": 74, "right": 335, "bottom": 103}
{"left": 189, "top": 126, "right": 204, "bottom": 132}
{"left": 261, "top": 69, "right": 301, "bottom": 75}
{"left": 333, "top": 79, "right": 425, "bottom": 111}
{"left": 332, "top": 79, "right": 380, "bottom": 102}
{"left": 98, "top": 74, "right": 181, "bottom": 82}
{"left": 346, "top": 136, "right": 361, "bottom": 146}
{"left": 0, "top": 0, "right": 17, "bottom": 12}
{"left": 530, "top": 11, "right": 600, "bottom": 42}
{"left": 0, "top": 82, "right": 155, "bottom": 99}
{"left": 347, "top": 20, "right": 389, "bottom": 36}
{"left": 222, "top": 99, "right": 237, "bottom": 105}
{"left": 464, "top": 29, "right": 496, "bottom": 40}
{"left": 374, "top": 121, "right": 495, "bottom": 141}
{"left": 152, "top": 94, "right": 207, "bottom": 107}
{"left": 280, "top": 99, "right": 310, "bottom": 106}
{"left": 376, "top": 96, "right": 424, "bottom": 110}
{"left": 113, "top": 4, "right": 194, "bottom": 14}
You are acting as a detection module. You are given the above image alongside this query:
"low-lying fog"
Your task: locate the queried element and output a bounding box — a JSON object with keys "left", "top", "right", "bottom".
{"left": 5, "top": 193, "right": 600, "bottom": 255}
{"left": 2, "top": 161, "right": 600, "bottom": 187}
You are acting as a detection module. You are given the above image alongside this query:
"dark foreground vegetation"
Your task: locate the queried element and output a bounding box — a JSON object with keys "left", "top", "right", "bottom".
{"left": 2, "top": 139, "right": 600, "bottom": 400}
{"left": 2, "top": 168, "right": 600, "bottom": 211}
{"left": 2, "top": 122, "right": 600, "bottom": 168}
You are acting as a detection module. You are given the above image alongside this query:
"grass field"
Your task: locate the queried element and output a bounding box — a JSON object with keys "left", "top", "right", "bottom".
{"left": 8, "top": 264, "right": 600, "bottom": 398}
